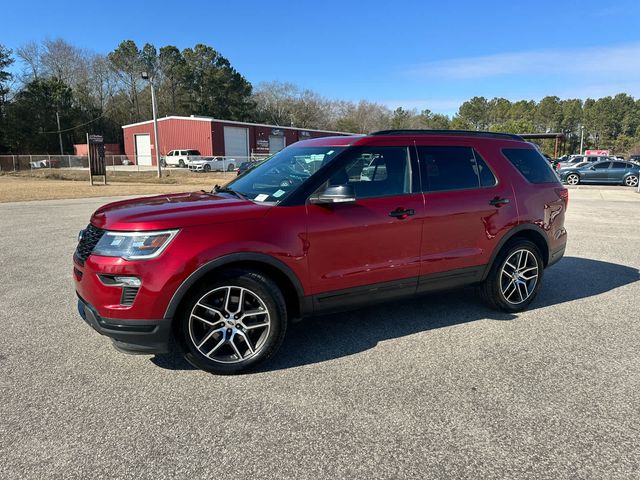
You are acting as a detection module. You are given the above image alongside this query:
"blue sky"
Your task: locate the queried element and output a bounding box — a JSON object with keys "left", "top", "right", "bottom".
{"left": 4, "top": 0, "right": 640, "bottom": 115}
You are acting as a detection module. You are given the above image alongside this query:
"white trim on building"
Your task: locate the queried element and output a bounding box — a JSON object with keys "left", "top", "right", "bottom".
{"left": 122, "top": 115, "right": 354, "bottom": 136}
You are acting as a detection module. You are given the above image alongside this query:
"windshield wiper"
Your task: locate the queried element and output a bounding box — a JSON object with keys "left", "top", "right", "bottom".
{"left": 213, "top": 185, "right": 248, "bottom": 200}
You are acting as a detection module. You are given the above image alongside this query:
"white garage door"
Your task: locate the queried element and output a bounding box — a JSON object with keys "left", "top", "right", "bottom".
{"left": 269, "top": 135, "right": 286, "bottom": 154}
{"left": 135, "top": 134, "right": 152, "bottom": 166}
{"left": 223, "top": 126, "right": 249, "bottom": 158}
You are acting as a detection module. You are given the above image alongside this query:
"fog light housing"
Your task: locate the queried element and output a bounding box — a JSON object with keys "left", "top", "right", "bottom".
{"left": 98, "top": 275, "right": 142, "bottom": 287}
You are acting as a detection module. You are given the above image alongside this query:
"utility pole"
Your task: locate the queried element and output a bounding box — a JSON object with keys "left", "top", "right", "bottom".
{"left": 142, "top": 71, "right": 162, "bottom": 178}
{"left": 579, "top": 125, "right": 585, "bottom": 155}
{"left": 56, "top": 111, "right": 64, "bottom": 155}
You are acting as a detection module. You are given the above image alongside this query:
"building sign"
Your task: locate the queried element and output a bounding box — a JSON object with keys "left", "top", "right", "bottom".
{"left": 87, "top": 133, "right": 106, "bottom": 185}
{"left": 584, "top": 149, "right": 609, "bottom": 156}
{"left": 271, "top": 129, "right": 284, "bottom": 136}
{"left": 256, "top": 139, "right": 270, "bottom": 152}
{"left": 299, "top": 131, "right": 311, "bottom": 138}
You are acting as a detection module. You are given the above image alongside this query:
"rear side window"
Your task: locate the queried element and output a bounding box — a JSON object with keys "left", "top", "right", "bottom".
{"left": 502, "top": 148, "right": 558, "bottom": 184}
{"left": 417, "top": 146, "right": 496, "bottom": 192}
{"left": 612, "top": 162, "right": 627, "bottom": 169}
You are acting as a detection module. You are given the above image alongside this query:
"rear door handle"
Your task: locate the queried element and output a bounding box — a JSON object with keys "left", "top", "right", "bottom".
{"left": 389, "top": 208, "right": 415, "bottom": 219}
{"left": 489, "top": 197, "right": 510, "bottom": 207}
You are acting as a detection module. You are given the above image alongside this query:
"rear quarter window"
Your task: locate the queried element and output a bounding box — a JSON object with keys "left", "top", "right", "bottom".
{"left": 502, "top": 148, "right": 559, "bottom": 184}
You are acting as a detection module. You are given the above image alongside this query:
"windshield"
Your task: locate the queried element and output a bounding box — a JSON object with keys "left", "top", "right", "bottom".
{"left": 225, "top": 146, "right": 345, "bottom": 202}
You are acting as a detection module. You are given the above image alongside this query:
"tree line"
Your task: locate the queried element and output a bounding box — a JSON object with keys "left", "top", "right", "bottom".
{"left": 1, "top": 38, "right": 639, "bottom": 157}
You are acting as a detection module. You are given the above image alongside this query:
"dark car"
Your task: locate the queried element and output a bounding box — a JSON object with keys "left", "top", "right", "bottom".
{"left": 560, "top": 160, "right": 640, "bottom": 187}
{"left": 73, "top": 129, "right": 567, "bottom": 374}
{"left": 236, "top": 160, "right": 263, "bottom": 176}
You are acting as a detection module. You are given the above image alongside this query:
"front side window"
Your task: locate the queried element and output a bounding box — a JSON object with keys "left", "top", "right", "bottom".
{"left": 329, "top": 147, "right": 412, "bottom": 199}
{"left": 418, "top": 146, "right": 496, "bottom": 192}
{"left": 226, "top": 146, "right": 345, "bottom": 202}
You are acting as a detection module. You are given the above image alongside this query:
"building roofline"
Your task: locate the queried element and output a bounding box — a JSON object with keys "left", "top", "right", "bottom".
{"left": 122, "top": 115, "right": 354, "bottom": 135}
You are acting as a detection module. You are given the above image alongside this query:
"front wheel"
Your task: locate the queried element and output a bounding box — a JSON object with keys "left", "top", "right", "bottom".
{"left": 178, "top": 270, "right": 287, "bottom": 374}
{"left": 624, "top": 175, "right": 638, "bottom": 187}
{"left": 479, "top": 239, "right": 544, "bottom": 313}
{"left": 565, "top": 173, "right": 580, "bottom": 185}
{"left": 204, "top": 164, "right": 211, "bottom": 173}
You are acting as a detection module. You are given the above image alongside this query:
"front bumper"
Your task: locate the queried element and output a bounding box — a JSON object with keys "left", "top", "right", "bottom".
{"left": 188, "top": 164, "right": 205, "bottom": 171}
{"left": 77, "top": 295, "right": 172, "bottom": 354}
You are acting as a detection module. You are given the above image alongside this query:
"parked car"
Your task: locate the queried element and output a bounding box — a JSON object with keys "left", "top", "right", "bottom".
{"left": 629, "top": 154, "right": 640, "bottom": 163}
{"left": 236, "top": 160, "right": 264, "bottom": 176}
{"left": 73, "top": 130, "right": 568, "bottom": 374}
{"left": 162, "top": 149, "right": 201, "bottom": 168}
{"left": 188, "top": 157, "right": 236, "bottom": 173}
{"left": 560, "top": 160, "right": 640, "bottom": 186}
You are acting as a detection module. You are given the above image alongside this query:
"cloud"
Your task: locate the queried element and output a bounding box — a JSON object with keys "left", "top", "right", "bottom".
{"left": 406, "top": 43, "right": 640, "bottom": 80}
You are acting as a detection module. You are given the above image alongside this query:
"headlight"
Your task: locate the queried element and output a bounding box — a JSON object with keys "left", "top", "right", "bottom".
{"left": 93, "top": 230, "right": 178, "bottom": 260}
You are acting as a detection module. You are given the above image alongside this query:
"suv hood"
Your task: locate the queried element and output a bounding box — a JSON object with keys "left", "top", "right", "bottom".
{"left": 90, "top": 191, "right": 270, "bottom": 231}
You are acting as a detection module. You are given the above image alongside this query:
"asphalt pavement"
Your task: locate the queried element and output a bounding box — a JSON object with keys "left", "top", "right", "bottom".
{"left": 0, "top": 188, "right": 639, "bottom": 479}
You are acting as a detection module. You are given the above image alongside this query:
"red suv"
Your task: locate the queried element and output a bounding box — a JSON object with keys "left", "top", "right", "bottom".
{"left": 74, "top": 130, "right": 568, "bottom": 374}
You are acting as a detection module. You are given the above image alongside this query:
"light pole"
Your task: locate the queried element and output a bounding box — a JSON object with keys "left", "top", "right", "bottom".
{"left": 579, "top": 125, "right": 585, "bottom": 155}
{"left": 141, "top": 71, "right": 162, "bottom": 178}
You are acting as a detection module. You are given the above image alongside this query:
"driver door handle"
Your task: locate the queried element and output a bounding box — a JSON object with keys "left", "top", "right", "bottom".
{"left": 489, "top": 197, "right": 510, "bottom": 207}
{"left": 389, "top": 208, "right": 415, "bottom": 219}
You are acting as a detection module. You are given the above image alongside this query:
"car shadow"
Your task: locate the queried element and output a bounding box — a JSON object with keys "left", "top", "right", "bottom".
{"left": 151, "top": 256, "right": 639, "bottom": 372}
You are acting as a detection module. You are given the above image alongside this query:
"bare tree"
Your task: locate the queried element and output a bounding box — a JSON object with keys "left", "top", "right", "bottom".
{"left": 16, "top": 41, "right": 42, "bottom": 81}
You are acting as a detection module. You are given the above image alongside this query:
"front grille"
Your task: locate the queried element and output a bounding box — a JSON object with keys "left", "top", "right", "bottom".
{"left": 74, "top": 224, "right": 105, "bottom": 264}
{"left": 120, "top": 287, "right": 139, "bottom": 306}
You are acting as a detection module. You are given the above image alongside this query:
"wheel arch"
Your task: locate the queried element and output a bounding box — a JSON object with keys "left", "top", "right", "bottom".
{"left": 482, "top": 225, "right": 551, "bottom": 280}
{"left": 164, "top": 253, "right": 308, "bottom": 322}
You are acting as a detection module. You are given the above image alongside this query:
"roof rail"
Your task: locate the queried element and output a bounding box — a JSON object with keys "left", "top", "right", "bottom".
{"left": 369, "top": 129, "right": 524, "bottom": 140}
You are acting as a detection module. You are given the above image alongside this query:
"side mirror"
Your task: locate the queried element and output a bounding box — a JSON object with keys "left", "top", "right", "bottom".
{"left": 309, "top": 184, "right": 356, "bottom": 204}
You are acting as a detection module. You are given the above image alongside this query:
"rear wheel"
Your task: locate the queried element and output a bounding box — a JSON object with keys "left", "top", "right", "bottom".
{"left": 227, "top": 164, "right": 236, "bottom": 172}
{"left": 566, "top": 173, "right": 580, "bottom": 185}
{"left": 179, "top": 159, "right": 185, "bottom": 168}
{"left": 624, "top": 175, "right": 638, "bottom": 187}
{"left": 480, "top": 239, "right": 543, "bottom": 313}
{"left": 178, "top": 269, "right": 287, "bottom": 374}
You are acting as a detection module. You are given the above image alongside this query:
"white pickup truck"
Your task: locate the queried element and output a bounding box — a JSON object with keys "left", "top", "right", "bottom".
{"left": 162, "top": 149, "right": 201, "bottom": 167}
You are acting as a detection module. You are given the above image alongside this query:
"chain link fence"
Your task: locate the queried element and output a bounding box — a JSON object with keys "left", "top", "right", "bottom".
{"left": 0, "top": 154, "right": 270, "bottom": 176}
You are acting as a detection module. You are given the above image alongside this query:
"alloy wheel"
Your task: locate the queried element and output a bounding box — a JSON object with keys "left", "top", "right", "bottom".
{"left": 188, "top": 286, "right": 271, "bottom": 364}
{"left": 625, "top": 175, "right": 638, "bottom": 187}
{"left": 566, "top": 174, "right": 579, "bottom": 185}
{"left": 500, "top": 249, "right": 539, "bottom": 305}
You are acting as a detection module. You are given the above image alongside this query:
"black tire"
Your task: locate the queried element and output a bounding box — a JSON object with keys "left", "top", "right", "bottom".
{"left": 177, "top": 269, "right": 287, "bottom": 374}
{"left": 479, "top": 239, "right": 544, "bottom": 313}
{"left": 179, "top": 159, "right": 185, "bottom": 168}
{"left": 227, "top": 164, "right": 235, "bottom": 172}
{"left": 204, "top": 164, "right": 211, "bottom": 172}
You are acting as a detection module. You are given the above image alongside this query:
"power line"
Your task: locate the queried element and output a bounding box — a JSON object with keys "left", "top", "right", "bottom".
{"left": 39, "top": 108, "right": 111, "bottom": 134}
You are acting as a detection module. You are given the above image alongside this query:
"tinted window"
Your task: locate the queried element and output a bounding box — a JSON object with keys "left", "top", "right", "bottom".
{"left": 330, "top": 147, "right": 412, "bottom": 199}
{"left": 188, "top": 150, "right": 200, "bottom": 155}
{"left": 593, "top": 162, "right": 611, "bottom": 169}
{"left": 417, "top": 146, "right": 496, "bottom": 192}
{"left": 502, "top": 148, "right": 558, "bottom": 183}
{"left": 612, "top": 162, "right": 627, "bottom": 169}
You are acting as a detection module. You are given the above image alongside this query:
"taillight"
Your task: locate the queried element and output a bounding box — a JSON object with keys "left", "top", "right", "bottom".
{"left": 556, "top": 188, "right": 569, "bottom": 209}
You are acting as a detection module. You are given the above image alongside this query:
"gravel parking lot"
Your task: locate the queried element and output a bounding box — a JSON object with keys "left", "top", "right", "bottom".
{"left": 1, "top": 188, "right": 639, "bottom": 479}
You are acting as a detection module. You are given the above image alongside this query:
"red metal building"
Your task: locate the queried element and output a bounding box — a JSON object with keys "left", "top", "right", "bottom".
{"left": 122, "top": 116, "right": 351, "bottom": 165}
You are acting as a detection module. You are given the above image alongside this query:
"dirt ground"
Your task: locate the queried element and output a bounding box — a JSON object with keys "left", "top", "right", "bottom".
{"left": 0, "top": 172, "right": 232, "bottom": 203}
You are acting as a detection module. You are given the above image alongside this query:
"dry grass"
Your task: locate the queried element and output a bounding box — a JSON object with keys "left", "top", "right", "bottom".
{"left": 0, "top": 171, "right": 233, "bottom": 203}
